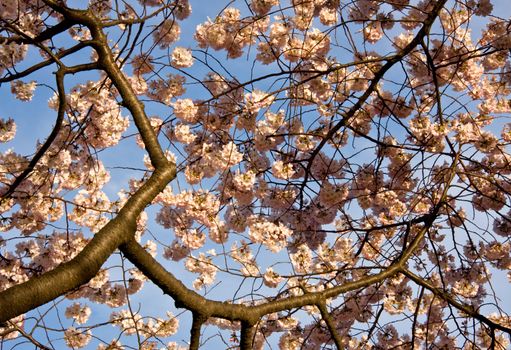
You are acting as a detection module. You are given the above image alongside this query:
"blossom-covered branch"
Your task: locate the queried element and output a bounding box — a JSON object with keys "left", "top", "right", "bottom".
{"left": 0, "top": 0, "right": 510, "bottom": 349}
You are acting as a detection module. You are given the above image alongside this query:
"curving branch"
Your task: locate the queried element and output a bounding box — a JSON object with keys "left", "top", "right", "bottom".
{"left": 119, "top": 202, "right": 440, "bottom": 322}
{"left": 119, "top": 238, "right": 256, "bottom": 323}
{"left": 0, "top": 19, "right": 74, "bottom": 45}
{"left": 0, "top": 166, "right": 175, "bottom": 323}
{"left": 116, "top": 153, "right": 460, "bottom": 350}
{"left": 1, "top": 62, "right": 98, "bottom": 201}
{"left": 402, "top": 268, "right": 511, "bottom": 336}
{"left": 0, "top": 42, "right": 88, "bottom": 83}
{"left": 0, "top": 68, "right": 65, "bottom": 201}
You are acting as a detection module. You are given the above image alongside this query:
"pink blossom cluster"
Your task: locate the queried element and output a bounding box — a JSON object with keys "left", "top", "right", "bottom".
{"left": 110, "top": 309, "right": 179, "bottom": 337}
{"left": 185, "top": 252, "right": 218, "bottom": 289}
{"left": 195, "top": 8, "right": 269, "bottom": 58}
{"left": 10, "top": 80, "right": 36, "bottom": 101}
{"left": 49, "top": 81, "right": 129, "bottom": 149}
{"left": 0, "top": 117, "right": 16, "bottom": 142}
{"left": 248, "top": 216, "right": 293, "bottom": 252}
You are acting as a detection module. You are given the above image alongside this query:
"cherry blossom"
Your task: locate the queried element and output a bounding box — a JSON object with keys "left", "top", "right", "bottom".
{"left": 0, "top": 117, "right": 16, "bottom": 142}
{"left": 170, "top": 47, "right": 194, "bottom": 68}
{"left": 10, "top": 80, "right": 36, "bottom": 101}
{"left": 1, "top": 0, "right": 511, "bottom": 349}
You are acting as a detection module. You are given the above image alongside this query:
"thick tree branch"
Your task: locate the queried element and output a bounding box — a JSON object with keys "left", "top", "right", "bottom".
{"left": 0, "top": 0, "right": 177, "bottom": 324}
{"left": 239, "top": 322, "right": 256, "bottom": 350}
{"left": 189, "top": 313, "right": 206, "bottom": 350}
{"left": 0, "top": 166, "right": 175, "bottom": 323}
{"left": 119, "top": 238, "right": 259, "bottom": 324}
{"left": 120, "top": 203, "right": 438, "bottom": 323}
{"left": 93, "top": 37, "right": 169, "bottom": 168}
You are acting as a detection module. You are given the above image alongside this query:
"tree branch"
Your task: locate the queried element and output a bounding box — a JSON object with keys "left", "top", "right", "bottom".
{"left": 189, "top": 313, "right": 206, "bottom": 350}
{"left": 402, "top": 268, "right": 511, "bottom": 336}
{"left": 0, "top": 68, "right": 65, "bottom": 201}
{"left": 8, "top": 322, "right": 52, "bottom": 350}
{"left": 1, "top": 62, "right": 98, "bottom": 201}
{"left": 239, "top": 322, "right": 256, "bottom": 350}
{"left": 119, "top": 238, "right": 258, "bottom": 324}
{"left": 0, "top": 42, "right": 87, "bottom": 83}
{"left": 120, "top": 200, "right": 439, "bottom": 323}
{"left": 317, "top": 301, "right": 343, "bottom": 349}
{"left": 42, "top": 0, "right": 170, "bottom": 169}
{"left": 0, "top": 19, "right": 74, "bottom": 45}
{"left": 0, "top": 166, "right": 175, "bottom": 323}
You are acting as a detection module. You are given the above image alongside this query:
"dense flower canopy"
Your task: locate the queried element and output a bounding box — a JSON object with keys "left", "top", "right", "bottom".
{"left": 0, "top": 0, "right": 511, "bottom": 349}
